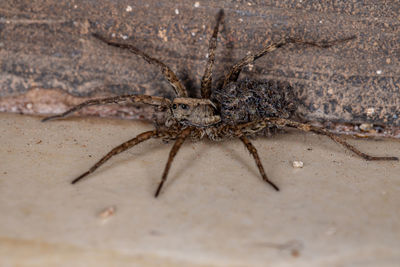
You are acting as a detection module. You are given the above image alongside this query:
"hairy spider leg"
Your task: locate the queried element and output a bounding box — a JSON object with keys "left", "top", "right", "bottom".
{"left": 200, "top": 9, "right": 224, "bottom": 99}
{"left": 221, "top": 36, "right": 356, "bottom": 88}
{"left": 242, "top": 118, "right": 398, "bottom": 161}
{"left": 93, "top": 33, "right": 188, "bottom": 97}
{"left": 238, "top": 134, "right": 280, "bottom": 191}
{"left": 155, "top": 127, "right": 192, "bottom": 197}
{"left": 41, "top": 95, "right": 171, "bottom": 122}
{"left": 71, "top": 130, "right": 159, "bottom": 184}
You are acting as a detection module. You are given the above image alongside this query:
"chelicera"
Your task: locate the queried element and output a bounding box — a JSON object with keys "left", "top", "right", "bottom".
{"left": 43, "top": 10, "right": 398, "bottom": 197}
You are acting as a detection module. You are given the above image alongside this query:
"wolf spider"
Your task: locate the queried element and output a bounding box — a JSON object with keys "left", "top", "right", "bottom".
{"left": 43, "top": 10, "right": 398, "bottom": 197}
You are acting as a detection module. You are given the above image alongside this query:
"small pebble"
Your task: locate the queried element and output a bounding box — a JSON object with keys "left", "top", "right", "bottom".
{"left": 292, "top": 161, "right": 304, "bottom": 168}
{"left": 98, "top": 206, "right": 116, "bottom": 219}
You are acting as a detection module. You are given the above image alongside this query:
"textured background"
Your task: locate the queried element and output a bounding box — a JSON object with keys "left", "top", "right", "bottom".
{"left": 0, "top": 0, "right": 399, "bottom": 135}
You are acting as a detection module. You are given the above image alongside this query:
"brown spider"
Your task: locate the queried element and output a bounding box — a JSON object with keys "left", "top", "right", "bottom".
{"left": 42, "top": 10, "right": 398, "bottom": 197}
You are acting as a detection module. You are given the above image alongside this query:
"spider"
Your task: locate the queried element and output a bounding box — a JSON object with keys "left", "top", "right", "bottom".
{"left": 42, "top": 10, "right": 398, "bottom": 197}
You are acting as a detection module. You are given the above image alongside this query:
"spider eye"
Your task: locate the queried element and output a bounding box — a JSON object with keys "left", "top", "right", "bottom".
{"left": 172, "top": 104, "right": 177, "bottom": 109}
{"left": 180, "top": 104, "right": 188, "bottom": 110}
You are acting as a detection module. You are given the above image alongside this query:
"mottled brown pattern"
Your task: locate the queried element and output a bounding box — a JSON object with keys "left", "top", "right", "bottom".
{"left": 42, "top": 94, "right": 171, "bottom": 122}
{"left": 155, "top": 127, "right": 193, "bottom": 197}
{"left": 1, "top": 0, "right": 399, "bottom": 133}
{"left": 92, "top": 34, "right": 188, "bottom": 98}
{"left": 42, "top": 10, "right": 398, "bottom": 197}
{"left": 200, "top": 9, "right": 224, "bottom": 99}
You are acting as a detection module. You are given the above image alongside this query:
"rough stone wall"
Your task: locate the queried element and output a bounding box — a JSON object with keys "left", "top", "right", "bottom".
{"left": 0, "top": 1, "right": 399, "bottom": 136}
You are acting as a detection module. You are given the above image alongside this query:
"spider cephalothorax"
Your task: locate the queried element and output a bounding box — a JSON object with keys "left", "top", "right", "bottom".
{"left": 43, "top": 9, "right": 398, "bottom": 197}
{"left": 168, "top": 98, "right": 220, "bottom": 127}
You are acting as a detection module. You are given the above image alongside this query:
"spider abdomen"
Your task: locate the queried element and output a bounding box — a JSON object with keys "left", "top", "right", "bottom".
{"left": 213, "top": 79, "right": 297, "bottom": 125}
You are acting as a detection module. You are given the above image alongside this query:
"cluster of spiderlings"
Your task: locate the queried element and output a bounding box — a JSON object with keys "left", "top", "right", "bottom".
{"left": 213, "top": 79, "right": 297, "bottom": 125}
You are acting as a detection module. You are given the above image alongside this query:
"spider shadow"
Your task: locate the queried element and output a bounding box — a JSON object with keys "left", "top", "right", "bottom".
{"left": 147, "top": 141, "right": 209, "bottom": 194}
{"left": 82, "top": 136, "right": 210, "bottom": 193}
{"left": 218, "top": 138, "right": 279, "bottom": 184}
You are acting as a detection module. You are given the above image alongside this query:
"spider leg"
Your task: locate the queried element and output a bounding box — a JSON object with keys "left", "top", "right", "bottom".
{"left": 93, "top": 33, "right": 188, "bottom": 97}
{"left": 41, "top": 95, "right": 171, "bottom": 122}
{"left": 71, "top": 130, "right": 159, "bottom": 184}
{"left": 200, "top": 9, "right": 224, "bottom": 99}
{"left": 155, "top": 127, "right": 192, "bottom": 197}
{"left": 238, "top": 134, "right": 279, "bottom": 191}
{"left": 221, "top": 36, "right": 356, "bottom": 88}
{"left": 254, "top": 118, "right": 398, "bottom": 161}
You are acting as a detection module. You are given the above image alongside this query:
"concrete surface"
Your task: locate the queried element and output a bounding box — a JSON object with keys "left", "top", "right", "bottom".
{"left": 1, "top": 112, "right": 400, "bottom": 266}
